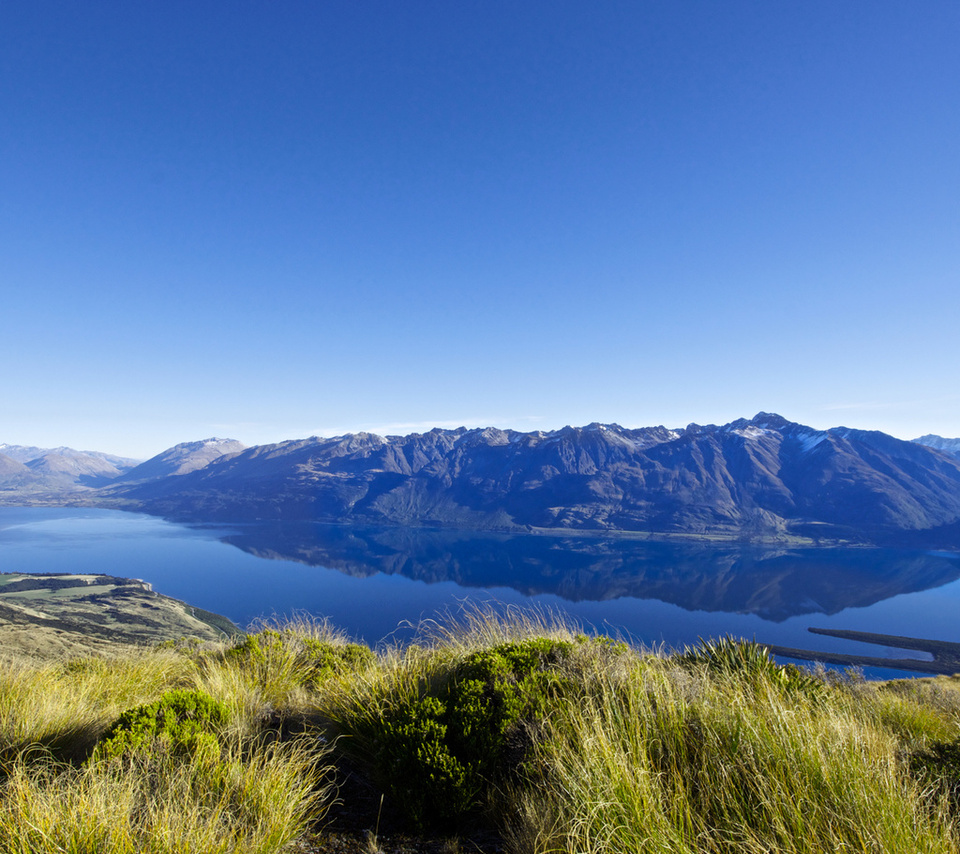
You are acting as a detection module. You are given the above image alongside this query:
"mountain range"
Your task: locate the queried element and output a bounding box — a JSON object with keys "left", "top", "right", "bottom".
{"left": 0, "top": 439, "right": 245, "bottom": 493}
{"left": 0, "top": 444, "right": 142, "bottom": 490}
{"left": 3, "top": 415, "right": 960, "bottom": 546}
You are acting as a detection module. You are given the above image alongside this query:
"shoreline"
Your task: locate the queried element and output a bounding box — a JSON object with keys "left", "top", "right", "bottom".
{"left": 768, "top": 627, "right": 960, "bottom": 677}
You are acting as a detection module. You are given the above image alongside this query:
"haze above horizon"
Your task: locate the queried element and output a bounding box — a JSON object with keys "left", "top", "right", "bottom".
{"left": 3, "top": 2, "right": 958, "bottom": 459}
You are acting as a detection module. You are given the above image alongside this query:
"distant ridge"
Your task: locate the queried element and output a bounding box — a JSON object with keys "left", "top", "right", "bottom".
{"left": 0, "top": 445, "right": 141, "bottom": 491}
{"left": 7, "top": 417, "right": 960, "bottom": 546}
{"left": 913, "top": 434, "right": 960, "bottom": 459}
{"left": 115, "top": 438, "right": 246, "bottom": 483}
{"left": 0, "top": 453, "right": 37, "bottom": 489}
{"left": 80, "top": 413, "right": 960, "bottom": 547}
{"left": 0, "top": 444, "right": 140, "bottom": 469}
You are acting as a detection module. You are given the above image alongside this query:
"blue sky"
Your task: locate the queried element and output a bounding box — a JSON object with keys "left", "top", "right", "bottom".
{"left": 2, "top": 1, "right": 958, "bottom": 459}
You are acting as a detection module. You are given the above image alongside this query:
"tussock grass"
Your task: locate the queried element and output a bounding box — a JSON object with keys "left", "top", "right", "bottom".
{"left": 868, "top": 676, "right": 960, "bottom": 744}
{"left": 1, "top": 611, "right": 959, "bottom": 853}
{"left": 0, "top": 737, "right": 328, "bottom": 854}
{"left": 508, "top": 659, "right": 957, "bottom": 853}
{"left": 0, "top": 621, "right": 348, "bottom": 853}
{"left": 0, "top": 648, "right": 196, "bottom": 763}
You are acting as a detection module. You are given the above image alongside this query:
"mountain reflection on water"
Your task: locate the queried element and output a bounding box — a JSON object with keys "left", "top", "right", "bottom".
{"left": 217, "top": 523, "right": 960, "bottom": 623}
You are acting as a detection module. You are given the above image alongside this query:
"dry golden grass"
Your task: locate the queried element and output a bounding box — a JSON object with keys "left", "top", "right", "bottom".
{"left": 0, "top": 611, "right": 958, "bottom": 854}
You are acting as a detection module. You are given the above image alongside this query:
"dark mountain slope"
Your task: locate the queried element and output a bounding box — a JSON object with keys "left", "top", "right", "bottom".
{"left": 102, "top": 414, "right": 960, "bottom": 545}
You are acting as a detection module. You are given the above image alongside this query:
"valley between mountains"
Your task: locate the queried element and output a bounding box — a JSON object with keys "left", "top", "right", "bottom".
{"left": 4, "top": 413, "right": 960, "bottom": 547}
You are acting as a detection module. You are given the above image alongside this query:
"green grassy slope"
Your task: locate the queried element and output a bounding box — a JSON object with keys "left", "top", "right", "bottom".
{"left": 0, "top": 572, "right": 238, "bottom": 661}
{"left": 0, "top": 613, "right": 958, "bottom": 853}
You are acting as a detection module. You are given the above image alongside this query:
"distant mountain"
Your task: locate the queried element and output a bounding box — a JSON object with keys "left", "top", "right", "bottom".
{"left": 0, "top": 444, "right": 54, "bottom": 464}
{"left": 913, "top": 434, "right": 960, "bottom": 460}
{"left": 0, "top": 444, "right": 141, "bottom": 492}
{"left": 25, "top": 449, "right": 127, "bottom": 488}
{"left": 115, "top": 438, "right": 246, "bottom": 483}
{"left": 96, "top": 413, "right": 960, "bottom": 546}
{"left": 0, "top": 452, "right": 39, "bottom": 489}
{"left": 0, "top": 444, "right": 140, "bottom": 470}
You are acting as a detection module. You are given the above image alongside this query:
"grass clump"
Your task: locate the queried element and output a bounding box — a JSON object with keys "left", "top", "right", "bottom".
{"left": 0, "top": 648, "right": 197, "bottom": 767}
{"left": 220, "top": 620, "right": 376, "bottom": 712}
{"left": 678, "top": 635, "right": 823, "bottom": 696}
{"left": 0, "top": 623, "right": 342, "bottom": 854}
{"left": 507, "top": 657, "right": 957, "bottom": 853}
{"left": 0, "top": 738, "right": 327, "bottom": 854}
{"left": 910, "top": 738, "right": 960, "bottom": 818}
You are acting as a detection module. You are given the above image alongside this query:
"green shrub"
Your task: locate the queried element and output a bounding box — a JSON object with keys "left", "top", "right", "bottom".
{"left": 93, "top": 689, "right": 229, "bottom": 761}
{"left": 445, "top": 637, "right": 574, "bottom": 768}
{"left": 228, "top": 630, "right": 289, "bottom": 666}
{"left": 301, "top": 636, "right": 375, "bottom": 677}
{"left": 374, "top": 694, "right": 476, "bottom": 826}
{"left": 366, "top": 637, "right": 575, "bottom": 828}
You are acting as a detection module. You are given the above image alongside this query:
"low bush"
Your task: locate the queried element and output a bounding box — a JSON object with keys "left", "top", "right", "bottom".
{"left": 344, "top": 636, "right": 578, "bottom": 828}
{"left": 93, "top": 688, "right": 229, "bottom": 761}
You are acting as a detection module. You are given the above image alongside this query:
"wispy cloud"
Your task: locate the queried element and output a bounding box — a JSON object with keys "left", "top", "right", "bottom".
{"left": 817, "top": 402, "right": 900, "bottom": 412}
{"left": 818, "top": 395, "right": 960, "bottom": 414}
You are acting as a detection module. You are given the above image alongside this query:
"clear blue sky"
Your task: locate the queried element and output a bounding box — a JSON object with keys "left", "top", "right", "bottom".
{"left": 2, "top": 1, "right": 958, "bottom": 459}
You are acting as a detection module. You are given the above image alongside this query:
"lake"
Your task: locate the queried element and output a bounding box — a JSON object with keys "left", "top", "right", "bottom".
{"left": 3, "top": 506, "right": 960, "bottom": 677}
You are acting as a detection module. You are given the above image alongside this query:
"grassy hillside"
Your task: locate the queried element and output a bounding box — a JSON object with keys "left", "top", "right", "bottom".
{"left": 0, "top": 573, "right": 238, "bottom": 661}
{"left": 1, "top": 612, "right": 959, "bottom": 853}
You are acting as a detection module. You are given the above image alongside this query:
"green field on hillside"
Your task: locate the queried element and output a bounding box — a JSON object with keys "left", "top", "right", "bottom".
{"left": 0, "top": 572, "right": 237, "bottom": 660}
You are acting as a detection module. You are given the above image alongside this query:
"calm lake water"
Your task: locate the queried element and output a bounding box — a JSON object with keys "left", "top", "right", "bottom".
{"left": 3, "top": 507, "right": 960, "bottom": 677}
